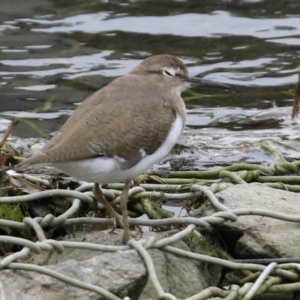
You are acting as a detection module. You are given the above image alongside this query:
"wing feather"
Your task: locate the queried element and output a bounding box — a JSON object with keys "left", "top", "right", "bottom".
{"left": 18, "top": 74, "right": 178, "bottom": 169}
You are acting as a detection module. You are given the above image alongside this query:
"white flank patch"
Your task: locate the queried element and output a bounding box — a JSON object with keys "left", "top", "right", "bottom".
{"left": 113, "top": 155, "right": 127, "bottom": 163}
{"left": 139, "top": 148, "right": 146, "bottom": 157}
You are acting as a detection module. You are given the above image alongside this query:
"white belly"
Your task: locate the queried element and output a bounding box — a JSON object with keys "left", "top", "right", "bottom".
{"left": 51, "top": 115, "right": 184, "bottom": 183}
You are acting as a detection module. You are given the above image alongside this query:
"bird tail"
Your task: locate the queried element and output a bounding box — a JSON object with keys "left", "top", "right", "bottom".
{"left": 16, "top": 153, "right": 49, "bottom": 171}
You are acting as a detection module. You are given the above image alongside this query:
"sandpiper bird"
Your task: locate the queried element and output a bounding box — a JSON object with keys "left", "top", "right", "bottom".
{"left": 17, "top": 54, "right": 229, "bottom": 243}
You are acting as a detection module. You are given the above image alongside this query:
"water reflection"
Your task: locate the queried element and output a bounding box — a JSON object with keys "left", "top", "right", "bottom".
{"left": 24, "top": 11, "right": 300, "bottom": 41}
{"left": 0, "top": 0, "right": 299, "bottom": 164}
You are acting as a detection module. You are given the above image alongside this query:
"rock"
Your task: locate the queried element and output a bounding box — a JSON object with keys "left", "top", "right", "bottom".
{"left": 0, "top": 230, "right": 146, "bottom": 300}
{"left": 138, "top": 234, "right": 223, "bottom": 299}
{"left": 0, "top": 249, "right": 146, "bottom": 300}
{"left": 0, "top": 230, "right": 224, "bottom": 299}
{"left": 212, "top": 184, "right": 300, "bottom": 258}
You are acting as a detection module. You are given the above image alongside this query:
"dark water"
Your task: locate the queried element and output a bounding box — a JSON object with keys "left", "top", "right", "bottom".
{"left": 1, "top": 0, "right": 300, "bottom": 165}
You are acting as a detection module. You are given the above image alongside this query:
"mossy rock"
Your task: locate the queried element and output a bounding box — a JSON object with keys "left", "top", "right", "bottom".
{"left": 0, "top": 203, "right": 32, "bottom": 250}
{"left": 182, "top": 230, "right": 224, "bottom": 286}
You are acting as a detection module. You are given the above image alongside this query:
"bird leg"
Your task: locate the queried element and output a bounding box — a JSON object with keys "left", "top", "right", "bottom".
{"left": 120, "top": 180, "right": 132, "bottom": 243}
{"left": 93, "top": 183, "right": 123, "bottom": 232}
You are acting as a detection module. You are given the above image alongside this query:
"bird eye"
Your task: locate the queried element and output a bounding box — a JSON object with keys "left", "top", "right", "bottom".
{"left": 163, "top": 67, "right": 175, "bottom": 77}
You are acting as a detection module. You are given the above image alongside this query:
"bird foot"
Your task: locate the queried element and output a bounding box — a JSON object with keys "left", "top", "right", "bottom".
{"left": 113, "top": 229, "right": 133, "bottom": 245}
{"left": 93, "top": 182, "right": 133, "bottom": 244}
{"left": 93, "top": 183, "right": 125, "bottom": 233}
{"left": 108, "top": 212, "right": 124, "bottom": 234}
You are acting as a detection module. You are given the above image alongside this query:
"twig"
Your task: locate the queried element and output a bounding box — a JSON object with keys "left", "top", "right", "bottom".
{"left": 0, "top": 119, "right": 19, "bottom": 148}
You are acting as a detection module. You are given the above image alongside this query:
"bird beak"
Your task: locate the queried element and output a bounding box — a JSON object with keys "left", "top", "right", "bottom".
{"left": 188, "top": 77, "right": 230, "bottom": 89}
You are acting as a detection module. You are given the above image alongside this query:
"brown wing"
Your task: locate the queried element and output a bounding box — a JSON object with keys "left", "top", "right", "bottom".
{"left": 42, "top": 85, "right": 107, "bottom": 151}
{"left": 18, "top": 74, "right": 176, "bottom": 169}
